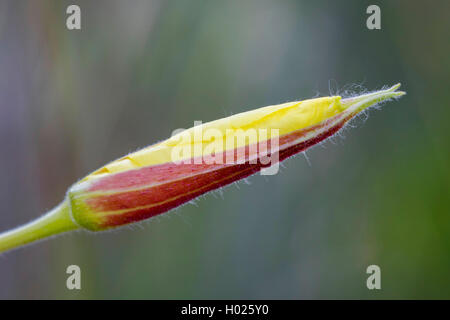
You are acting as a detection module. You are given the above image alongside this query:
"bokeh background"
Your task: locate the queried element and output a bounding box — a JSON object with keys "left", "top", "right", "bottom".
{"left": 0, "top": 0, "right": 449, "bottom": 299}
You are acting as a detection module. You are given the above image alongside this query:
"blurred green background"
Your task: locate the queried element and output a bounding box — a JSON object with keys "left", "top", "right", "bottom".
{"left": 0, "top": 0, "right": 449, "bottom": 299}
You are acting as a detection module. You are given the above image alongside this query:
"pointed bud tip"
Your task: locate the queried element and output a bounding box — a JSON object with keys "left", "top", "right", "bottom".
{"left": 389, "top": 83, "right": 401, "bottom": 91}
{"left": 341, "top": 83, "right": 406, "bottom": 112}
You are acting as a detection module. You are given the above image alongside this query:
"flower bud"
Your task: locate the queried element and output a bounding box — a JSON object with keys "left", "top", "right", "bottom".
{"left": 67, "top": 84, "right": 405, "bottom": 231}
{"left": 0, "top": 84, "right": 405, "bottom": 252}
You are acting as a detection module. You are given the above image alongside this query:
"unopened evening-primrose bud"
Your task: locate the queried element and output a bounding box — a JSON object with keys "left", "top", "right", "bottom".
{"left": 0, "top": 84, "right": 405, "bottom": 253}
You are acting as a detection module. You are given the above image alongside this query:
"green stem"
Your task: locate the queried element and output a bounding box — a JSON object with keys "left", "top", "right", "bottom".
{"left": 0, "top": 200, "right": 80, "bottom": 253}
